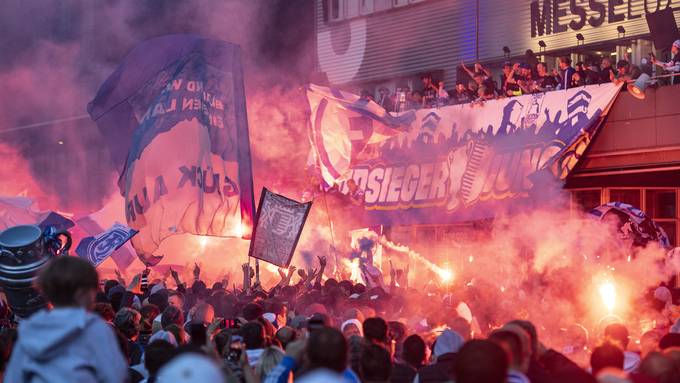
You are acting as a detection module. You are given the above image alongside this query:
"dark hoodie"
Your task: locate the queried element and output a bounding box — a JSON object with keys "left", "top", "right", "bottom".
{"left": 4, "top": 307, "right": 128, "bottom": 383}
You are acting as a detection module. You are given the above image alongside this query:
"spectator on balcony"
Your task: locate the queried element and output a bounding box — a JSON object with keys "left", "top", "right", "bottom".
{"left": 409, "top": 90, "right": 423, "bottom": 110}
{"left": 377, "top": 87, "right": 394, "bottom": 112}
{"left": 611, "top": 59, "right": 639, "bottom": 87}
{"left": 360, "top": 89, "right": 375, "bottom": 102}
{"left": 525, "top": 50, "right": 539, "bottom": 75}
{"left": 499, "top": 62, "right": 514, "bottom": 95}
{"left": 467, "top": 80, "right": 479, "bottom": 98}
{"left": 517, "top": 63, "right": 536, "bottom": 94}
{"left": 559, "top": 56, "right": 576, "bottom": 90}
{"left": 535, "top": 62, "right": 558, "bottom": 91}
{"left": 452, "top": 81, "right": 473, "bottom": 105}
{"left": 461, "top": 61, "right": 492, "bottom": 82}
{"left": 584, "top": 61, "right": 601, "bottom": 85}
{"left": 420, "top": 74, "right": 438, "bottom": 107}
{"left": 436, "top": 81, "right": 450, "bottom": 106}
{"left": 600, "top": 57, "right": 616, "bottom": 84}
{"left": 651, "top": 39, "right": 680, "bottom": 85}
{"left": 504, "top": 63, "right": 523, "bottom": 97}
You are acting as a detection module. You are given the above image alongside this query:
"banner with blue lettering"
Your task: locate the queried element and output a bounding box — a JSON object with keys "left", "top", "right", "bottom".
{"left": 76, "top": 223, "right": 138, "bottom": 267}
{"left": 88, "top": 35, "right": 255, "bottom": 255}
{"left": 308, "top": 83, "right": 621, "bottom": 225}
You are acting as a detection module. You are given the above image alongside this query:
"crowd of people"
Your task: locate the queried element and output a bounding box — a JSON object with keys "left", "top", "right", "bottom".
{"left": 0, "top": 254, "right": 680, "bottom": 382}
{"left": 367, "top": 40, "right": 680, "bottom": 111}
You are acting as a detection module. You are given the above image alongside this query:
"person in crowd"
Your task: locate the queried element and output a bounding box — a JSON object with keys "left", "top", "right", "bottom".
{"left": 341, "top": 319, "right": 363, "bottom": 339}
{"left": 599, "top": 57, "right": 615, "bottom": 83}
{"left": 360, "top": 343, "right": 392, "bottom": 383}
{"left": 4, "top": 257, "right": 128, "bottom": 383}
{"left": 517, "top": 63, "right": 536, "bottom": 94}
{"left": 360, "top": 89, "right": 375, "bottom": 102}
{"left": 414, "top": 329, "right": 463, "bottom": 383}
{"left": 255, "top": 346, "right": 285, "bottom": 381}
{"left": 420, "top": 73, "right": 438, "bottom": 107}
{"left": 461, "top": 61, "right": 492, "bottom": 82}
{"left": 559, "top": 56, "right": 576, "bottom": 90}
{"left": 377, "top": 86, "right": 394, "bottom": 112}
{"left": 451, "top": 80, "right": 473, "bottom": 105}
{"left": 604, "top": 323, "right": 640, "bottom": 373}
{"left": 584, "top": 61, "right": 601, "bottom": 85}
{"left": 454, "top": 339, "right": 508, "bottom": 383}
{"left": 363, "top": 317, "right": 390, "bottom": 350}
{"left": 652, "top": 39, "right": 680, "bottom": 85}
{"left": 436, "top": 80, "right": 450, "bottom": 106}
{"left": 489, "top": 329, "right": 530, "bottom": 383}
{"left": 535, "top": 62, "right": 558, "bottom": 91}
{"left": 392, "top": 334, "right": 427, "bottom": 383}
{"left": 114, "top": 307, "right": 144, "bottom": 365}
{"left": 138, "top": 339, "right": 175, "bottom": 383}
{"left": 241, "top": 321, "right": 266, "bottom": 367}
{"left": 590, "top": 342, "right": 625, "bottom": 376}
{"left": 503, "top": 63, "right": 523, "bottom": 97}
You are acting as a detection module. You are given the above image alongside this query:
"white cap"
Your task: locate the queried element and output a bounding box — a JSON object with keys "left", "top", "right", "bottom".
{"left": 157, "top": 353, "right": 224, "bottom": 382}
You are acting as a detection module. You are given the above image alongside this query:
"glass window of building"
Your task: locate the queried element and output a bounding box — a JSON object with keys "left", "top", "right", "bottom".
{"left": 572, "top": 189, "right": 601, "bottom": 211}
{"left": 646, "top": 190, "right": 676, "bottom": 219}
{"left": 609, "top": 189, "right": 641, "bottom": 208}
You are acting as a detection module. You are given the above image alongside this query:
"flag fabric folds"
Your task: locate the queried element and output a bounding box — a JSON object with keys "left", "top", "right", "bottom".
{"left": 248, "top": 188, "right": 312, "bottom": 267}
{"left": 306, "top": 84, "right": 414, "bottom": 185}
{"left": 76, "top": 223, "right": 138, "bottom": 267}
{"left": 307, "top": 83, "right": 623, "bottom": 226}
{"left": 88, "top": 34, "right": 256, "bottom": 255}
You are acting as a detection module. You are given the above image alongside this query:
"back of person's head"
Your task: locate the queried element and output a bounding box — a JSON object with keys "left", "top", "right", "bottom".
{"left": 275, "top": 326, "right": 297, "bottom": 349}
{"left": 455, "top": 340, "right": 508, "bottom": 383}
{"left": 140, "top": 304, "right": 160, "bottom": 327}
{"left": 659, "top": 333, "right": 680, "bottom": 350}
{"left": 145, "top": 340, "right": 176, "bottom": 376}
{"left": 489, "top": 330, "right": 524, "bottom": 371}
{"left": 242, "top": 302, "right": 264, "bottom": 321}
{"left": 94, "top": 302, "right": 115, "bottom": 322}
{"left": 164, "top": 324, "right": 186, "bottom": 346}
{"left": 639, "top": 351, "right": 679, "bottom": 383}
{"left": 104, "top": 279, "right": 119, "bottom": 296}
{"left": 506, "top": 320, "right": 538, "bottom": 358}
{"left": 591, "top": 342, "right": 624, "bottom": 375}
{"left": 240, "top": 321, "right": 265, "bottom": 350}
{"left": 361, "top": 343, "right": 392, "bottom": 383}
{"left": 114, "top": 307, "right": 141, "bottom": 340}
{"left": 604, "top": 323, "right": 630, "bottom": 350}
{"left": 307, "top": 327, "right": 347, "bottom": 373}
{"left": 403, "top": 334, "right": 427, "bottom": 368}
{"left": 38, "top": 256, "right": 98, "bottom": 307}
{"left": 161, "top": 305, "right": 184, "bottom": 329}
{"left": 363, "top": 317, "right": 388, "bottom": 344}
{"left": 255, "top": 346, "right": 284, "bottom": 379}
{"left": 213, "top": 329, "right": 234, "bottom": 357}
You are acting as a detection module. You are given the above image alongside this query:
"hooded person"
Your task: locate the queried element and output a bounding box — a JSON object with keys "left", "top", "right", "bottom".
{"left": 4, "top": 257, "right": 128, "bottom": 383}
{"left": 414, "top": 329, "right": 464, "bottom": 383}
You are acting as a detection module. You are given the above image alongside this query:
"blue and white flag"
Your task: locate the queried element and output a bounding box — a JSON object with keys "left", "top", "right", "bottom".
{"left": 88, "top": 35, "right": 256, "bottom": 256}
{"left": 76, "top": 223, "right": 138, "bottom": 267}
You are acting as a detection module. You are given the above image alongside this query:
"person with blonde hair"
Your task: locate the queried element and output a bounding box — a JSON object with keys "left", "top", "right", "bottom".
{"left": 255, "top": 346, "right": 284, "bottom": 381}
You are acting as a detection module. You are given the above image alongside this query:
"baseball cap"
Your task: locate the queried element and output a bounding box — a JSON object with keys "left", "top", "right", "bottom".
{"left": 157, "top": 353, "right": 224, "bottom": 382}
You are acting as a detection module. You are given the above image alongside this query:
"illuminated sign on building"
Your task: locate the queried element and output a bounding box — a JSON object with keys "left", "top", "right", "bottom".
{"left": 530, "top": 0, "right": 675, "bottom": 37}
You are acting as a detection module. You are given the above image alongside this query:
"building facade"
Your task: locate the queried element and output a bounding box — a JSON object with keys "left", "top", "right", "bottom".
{"left": 314, "top": 0, "right": 680, "bottom": 253}
{"left": 315, "top": 0, "right": 679, "bottom": 90}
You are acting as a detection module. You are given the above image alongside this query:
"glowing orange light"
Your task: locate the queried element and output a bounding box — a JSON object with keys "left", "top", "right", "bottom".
{"left": 438, "top": 268, "right": 453, "bottom": 283}
{"left": 599, "top": 281, "right": 616, "bottom": 313}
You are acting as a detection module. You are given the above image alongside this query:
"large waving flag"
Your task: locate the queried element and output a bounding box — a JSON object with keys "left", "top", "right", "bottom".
{"left": 88, "top": 35, "right": 255, "bottom": 255}
{"left": 307, "top": 85, "right": 414, "bottom": 185}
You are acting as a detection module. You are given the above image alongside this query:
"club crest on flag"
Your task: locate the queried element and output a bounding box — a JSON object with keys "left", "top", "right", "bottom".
{"left": 76, "top": 223, "right": 138, "bottom": 267}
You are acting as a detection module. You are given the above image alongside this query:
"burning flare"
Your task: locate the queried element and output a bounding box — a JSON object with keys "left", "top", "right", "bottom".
{"left": 599, "top": 281, "right": 617, "bottom": 313}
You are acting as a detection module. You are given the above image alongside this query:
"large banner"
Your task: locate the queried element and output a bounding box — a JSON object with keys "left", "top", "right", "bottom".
{"left": 248, "top": 188, "right": 312, "bottom": 267}
{"left": 308, "top": 83, "right": 621, "bottom": 225}
{"left": 88, "top": 35, "right": 255, "bottom": 254}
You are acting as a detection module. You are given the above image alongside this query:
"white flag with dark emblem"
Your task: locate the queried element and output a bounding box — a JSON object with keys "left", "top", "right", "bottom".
{"left": 248, "top": 188, "right": 312, "bottom": 267}
{"left": 76, "top": 222, "right": 138, "bottom": 267}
